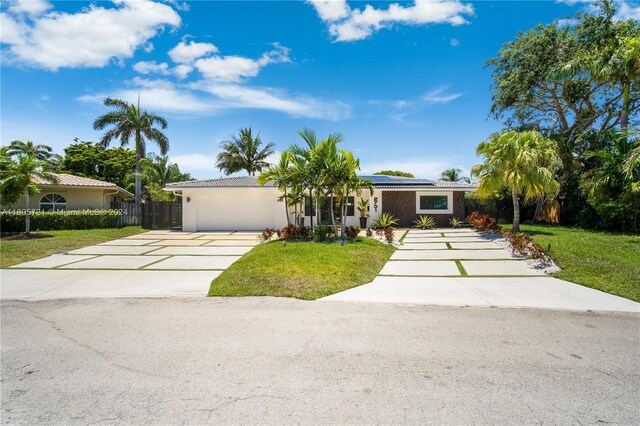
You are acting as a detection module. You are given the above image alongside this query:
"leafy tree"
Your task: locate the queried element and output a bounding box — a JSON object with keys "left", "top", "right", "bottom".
{"left": 258, "top": 152, "right": 293, "bottom": 224}
{"left": 373, "top": 170, "right": 414, "bottom": 178}
{"left": 216, "top": 127, "right": 275, "bottom": 176}
{"left": 440, "top": 168, "right": 471, "bottom": 183}
{"left": 472, "top": 131, "right": 561, "bottom": 232}
{"left": 125, "top": 153, "right": 191, "bottom": 201}
{"left": 93, "top": 98, "right": 170, "bottom": 205}
{"left": 0, "top": 155, "right": 58, "bottom": 235}
{"left": 61, "top": 139, "right": 136, "bottom": 188}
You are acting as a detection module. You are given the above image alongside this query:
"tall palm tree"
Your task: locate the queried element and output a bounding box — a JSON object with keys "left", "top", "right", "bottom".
{"left": 7, "top": 140, "right": 53, "bottom": 160}
{"left": 440, "top": 168, "right": 471, "bottom": 183}
{"left": 0, "top": 156, "right": 58, "bottom": 235}
{"left": 472, "top": 130, "right": 561, "bottom": 232}
{"left": 216, "top": 127, "right": 275, "bottom": 176}
{"left": 93, "top": 97, "right": 169, "bottom": 205}
{"left": 124, "top": 154, "right": 191, "bottom": 200}
{"left": 335, "top": 150, "right": 373, "bottom": 239}
{"left": 258, "top": 152, "right": 293, "bottom": 224}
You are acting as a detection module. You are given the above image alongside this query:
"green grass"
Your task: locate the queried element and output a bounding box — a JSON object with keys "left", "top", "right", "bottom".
{"left": 209, "top": 238, "right": 395, "bottom": 300}
{"left": 0, "top": 227, "right": 143, "bottom": 268}
{"left": 515, "top": 224, "right": 640, "bottom": 302}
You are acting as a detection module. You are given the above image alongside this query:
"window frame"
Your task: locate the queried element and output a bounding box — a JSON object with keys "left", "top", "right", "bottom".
{"left": 39, "top": 193, "right": 68, "bottom": 211}
{"left": 415, "top": 191, "right": 452, "bottom": 214}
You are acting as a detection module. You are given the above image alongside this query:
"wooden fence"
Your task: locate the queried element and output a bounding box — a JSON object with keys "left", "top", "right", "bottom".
{"left": 112, "top": 201, "right": 141, "bottom": 227}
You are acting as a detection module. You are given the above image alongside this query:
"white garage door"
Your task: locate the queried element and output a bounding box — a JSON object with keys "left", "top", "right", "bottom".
{"left": 195, "top": 189, "right": 281, "bottom": 231}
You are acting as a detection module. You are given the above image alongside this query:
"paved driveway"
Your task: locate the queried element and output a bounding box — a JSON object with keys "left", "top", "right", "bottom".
{"left": 325, "top": 229, "right": 640, "bottom": 312}
{"left": 1, "top": 231, "right": 260, "bottom": 300}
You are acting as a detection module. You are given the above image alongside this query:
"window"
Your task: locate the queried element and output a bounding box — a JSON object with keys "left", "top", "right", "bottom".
{"left": 419, "top": 195, "right": 448, "bottom": 210}
{"left": 304, "top": 196, "right": 355, "bottom": 219}
{"left": 344, "top": 196, "right": 355, "bottom": 217}
{"left": 39, "top": 194, "right": 67, "bottom": 211}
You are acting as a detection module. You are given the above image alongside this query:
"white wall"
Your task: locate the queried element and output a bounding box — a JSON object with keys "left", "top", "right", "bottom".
{"left": 4, "top": 187, "right": 118, "bottom": 210}
{"left": 182, "top": 187, "right": 288, "bottom": 231}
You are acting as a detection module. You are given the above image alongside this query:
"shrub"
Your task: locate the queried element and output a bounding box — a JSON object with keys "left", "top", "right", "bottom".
{"left": 383, "top": 227, "right": 395, "bottom": 244}
{"left": 365, "top": 228, "right": 373, "bottom": 238}
{"left": 313, "top": 225, "right": 329, "bottom": 242}
{"left": 449, "top": 217, "right": 463, "bottom": 228}
{"left": 508, "top": 232, "right": 552, "bottom": 263}
{"left": 345, "top": 226, "right": 360, "bottom": 239}
{"left": 279, "top": 224, "right": 312, "bottom": 242}
{"left": 466, "top": 211, "right": 501, "bottom": 232}
{"left": 373, "top": 212, "right": 398, "bottom": 229}
{"left": 413, "top": 215, "right": 436, "bottom": 229}
{"left": 1, "top": 210, "right": 120, "bottom": 232}
{"left": 259, "top": 228, "right": 275, "bottom": 243}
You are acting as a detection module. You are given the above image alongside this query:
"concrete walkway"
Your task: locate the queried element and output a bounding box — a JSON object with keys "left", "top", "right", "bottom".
{"left": 324, "top": 229, "right": 640, "bottom": 312}
{"left": 1, "top": 231, "right": 260, "bottom": 300}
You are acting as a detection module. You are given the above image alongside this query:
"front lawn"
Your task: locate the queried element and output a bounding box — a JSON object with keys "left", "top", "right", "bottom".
{"left": 516, "top": 224, "right": 640, "bottom": 302}
{"left": 209, "top": 238, "right": 395, "bottom": 300}
{"left": 0, "top": 227, "right": 143, "bottom": 268}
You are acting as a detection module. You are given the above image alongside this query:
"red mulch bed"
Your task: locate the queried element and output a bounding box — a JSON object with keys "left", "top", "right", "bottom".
{"left": 1, "top": 233, "right": 54, "bottom": 240}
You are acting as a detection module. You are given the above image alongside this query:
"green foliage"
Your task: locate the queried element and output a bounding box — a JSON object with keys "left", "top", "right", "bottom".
{"left": 440, "top": 168, "right": 470, "bottom": 183}
{"left": 356, "top": 197, "right": 369, "bottom": 218}
{"left": 373, "top": 212, "right": 398, "bottom": 229}
{"left": 216, "top": 127, "right": 275, "bottom": 176}
{"left": 1, "top": 210, "right": 120, "bottom": 232}
{"left": 124, "top": 153, "right": 191, "bottom": 201}
{"left": 413, "top": 215, "right": 436, "bottom": 229}
{"left": 61, "top": 139, "right": 136, "bottom": 189}
{"left": 449, "top": 217, "right": 463, "bottom": 228}
{"left": 373, "top": 170, "right": 414, "bottom": 178}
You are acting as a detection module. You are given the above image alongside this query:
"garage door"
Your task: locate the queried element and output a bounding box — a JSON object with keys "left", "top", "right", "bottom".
{"left": 195, "top": 189, "right": 279, "bottom": 231}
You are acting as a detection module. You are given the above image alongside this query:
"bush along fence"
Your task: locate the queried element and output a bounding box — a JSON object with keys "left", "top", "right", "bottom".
{"left": 1, "top": 210, "right": 120, "bottom": 232}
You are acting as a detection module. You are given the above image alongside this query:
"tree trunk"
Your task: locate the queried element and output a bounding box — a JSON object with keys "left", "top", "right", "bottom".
{"left": 24, "top": 188, "right": 30, "bottom": 235}
{"left": 308, "top": 188, "right": 313, "bottom": 229}
{"left": 315, "top": 192, "right": 321, "bottom": 227}
{"left": 329, "top": 194, "right": 337, "bottom": 237}
{"left": 283, "top": 190, "right": 290, "bottom": 225}
{"left": 512, "top": 189, "right": 521, "bottom": 233}
{"left": 621, "top": 80, "right": 630, "bottom": 132}
{"left": 135, "top": 132, "right": 142, "bottom": 206}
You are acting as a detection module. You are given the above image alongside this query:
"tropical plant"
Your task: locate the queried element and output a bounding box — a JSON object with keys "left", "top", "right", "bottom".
{"left": 413, "top": 215, "right": 436, "bottom": 229}
{"left": 258, "top": 151, "right": 293, "bottom": 224}
{"left": 7, "top": 140, "right": 53, "bottom": 161}
{"left": 373, "top": 170, "right": 414, "bottom": 178}
{"left": 449, "top": 217, "right": 463, "bottom": 228}
{"left": 439, "top": 168, "right": 470, "bottom": 183}
{"left": 216, "top": 127, "right": 275, "bottom": 176}
{"left": 357, "top": 198, "right": 370, "bottom": 218}
{"left": 0, "top": 155, "right": 58, "bottom": 235}
{"left": 124, "top": 153, "right": 191, "bottom": 200}
{"left": 472, "top": 130, "right": 561, "bottom": 233}
{"left": 373, "top": 212, "right": 398, "bottom": 229}
{"left": 93, "top": 97, "right": 169, "bottom": 205}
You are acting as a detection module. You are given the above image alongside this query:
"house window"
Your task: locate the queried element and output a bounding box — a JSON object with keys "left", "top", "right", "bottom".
{"left": 39, "top": 194, "right": 67, "bottom": 211}
{"left": 343, "top": 196, "right": 355, "bottom": 216}
{"left": 304, "top": 196, "right": 355, "bottom": 218}
{"left": 419, "top": 195, "right": 448, "bottom": 210}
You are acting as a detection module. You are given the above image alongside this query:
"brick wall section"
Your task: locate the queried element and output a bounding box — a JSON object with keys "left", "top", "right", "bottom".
{"left": 382, "top": 190, "right": 466, "bottom": 227}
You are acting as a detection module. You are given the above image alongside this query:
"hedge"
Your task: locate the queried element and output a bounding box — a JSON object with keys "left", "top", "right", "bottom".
{"left": 1, "top": 210, "right": 121, "bottom": 232}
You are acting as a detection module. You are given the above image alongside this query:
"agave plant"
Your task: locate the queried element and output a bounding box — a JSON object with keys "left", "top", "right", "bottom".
{"left": 449, "top": 217, "right": 463, "bottom": 228}
{"left": 413, "top": 215, "right": 436, "bottom": 229}
{"left": 373, "top": 212, "right": 398, "bottom": 229}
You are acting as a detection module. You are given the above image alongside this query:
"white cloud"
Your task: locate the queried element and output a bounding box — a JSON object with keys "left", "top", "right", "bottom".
{"left": 8, "top": 0, "right": 52, "bottom": 16}
{"left": 1, "top": 0, "right": 181, "bottom": 70}
{"left": 309, "top": 0, "right": 474, "bottom": 42}
{"left": 450, "top": 38, "right": 460, "bottom": 47}
{"left": 173, "top": 64, "right": 194, "bottom": 79}
{"left": 168, "top": 40, "right": 218, "bottom": 64}
{"left": 170, "top": 153, "right": 215, "bottom": 172}
{"left": 194, "top": 43, "right": 291, "bottom": 82}
{"left": 422, "top": 87, "right": 463, "bottom": 104}
{"left": 133, "top": 60, "right": 170, "bottom": 75}
{"left": 360, "top": 159, "right": 467, "bottom": 180}
{"left": 616, "top": 1, "right": 640, "bottom": 20}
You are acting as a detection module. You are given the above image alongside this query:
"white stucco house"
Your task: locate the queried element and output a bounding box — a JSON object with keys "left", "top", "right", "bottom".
{"left": 3, "top": 173, "right": 133, "bottom": 211}
{"left": 165, "top": 175, "right": 476, "bottom": 231}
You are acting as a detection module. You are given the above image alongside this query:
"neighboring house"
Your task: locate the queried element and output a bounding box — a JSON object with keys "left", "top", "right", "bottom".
{"left": 3, "top": 173, "right": 133, "bottom": 211}
{"left": 165, "top": 175, "right": 476, "bottom": 231}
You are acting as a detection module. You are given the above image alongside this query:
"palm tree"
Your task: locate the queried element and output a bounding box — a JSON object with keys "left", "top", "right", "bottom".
{"left": 472, "top": 130, "right": 561, "bottom": 232}
{"left": 0, "top": 156, "right": 58, "bottom": 235}
{"left": 216, "top": 127, "right": 275, "bottom": 176}
{"left": 93, "top": 97, "right": 169, "bottom": 205}
{"left": 7, "top": 140, "right": 53, "bottom": 160}
{"left": 124, "top": 154, "right": 191, "bottom": 200}
{"left": 258, "top": 152, "right": 293, "bottom": 224}
{"left": 583, "top": 136, "right": 636, "bottom": 197}
{"left": 335, "top": 150, "right": 373, "bottom": 239}
{"left": 440, "top": 168, "right": 471, "bottom": 183}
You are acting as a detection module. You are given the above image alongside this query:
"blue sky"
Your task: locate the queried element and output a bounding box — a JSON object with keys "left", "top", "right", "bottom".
{"left": 2, "top": 0, "right": 639, "bottom": 179}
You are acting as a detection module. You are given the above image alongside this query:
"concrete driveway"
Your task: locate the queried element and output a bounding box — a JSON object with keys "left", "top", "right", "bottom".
{"left": 2, "top": 297, "right": 639, "bottom": 424}
{"left": 1, "top": 231, "right": 260, "bottom": 300}
{"left": 325, "top": 229, "right": 640, "bottom": 313}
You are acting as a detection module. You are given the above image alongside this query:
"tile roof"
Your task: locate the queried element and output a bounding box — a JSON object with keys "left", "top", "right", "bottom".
{"left": 165, "top": 175, "right": 476, "bottom": 190}
{"left": 33, "top": 173, "right": 133, "bottom": 196}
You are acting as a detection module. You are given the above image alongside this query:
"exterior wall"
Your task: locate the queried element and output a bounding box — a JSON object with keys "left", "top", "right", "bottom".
{"left": 381, "top": 190, "right": 466, "bottom": 227}
{"left": 181, "top": 187, "right": 288, "bottom": 231}
{"left": 4, "top": 187, "right": 121, "bottom": 210}
{"left": 301, "top": 193, "right": 380, "bottom": 228}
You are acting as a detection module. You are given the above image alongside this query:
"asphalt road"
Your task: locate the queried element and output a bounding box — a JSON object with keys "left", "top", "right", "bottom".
{"left": 2, "top": 298, "right": 639, "bottom": 425}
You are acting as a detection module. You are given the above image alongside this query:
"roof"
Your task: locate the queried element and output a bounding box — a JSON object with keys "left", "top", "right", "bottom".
{"left": 165, "top": 175, "right": 476, "bottom": 190}
{"left": 33, "top": 173, "right": 133, "bottom": 197}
